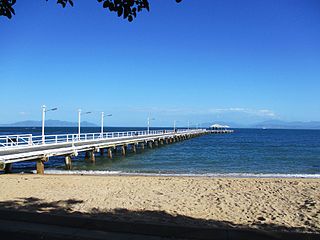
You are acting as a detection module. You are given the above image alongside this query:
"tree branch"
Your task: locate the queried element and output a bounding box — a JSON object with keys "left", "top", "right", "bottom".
{"left": 0, "top": 0, "right": 182, "bottom": 21}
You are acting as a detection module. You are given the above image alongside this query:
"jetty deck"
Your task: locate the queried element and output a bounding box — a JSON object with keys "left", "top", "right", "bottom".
{"left": 0, "top": 129, "right": 211, "bottom": 174}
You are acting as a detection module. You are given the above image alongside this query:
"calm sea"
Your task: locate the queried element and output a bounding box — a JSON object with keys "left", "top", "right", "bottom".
{"left": 1, "top": 127, "right": 320, "bottom": 178}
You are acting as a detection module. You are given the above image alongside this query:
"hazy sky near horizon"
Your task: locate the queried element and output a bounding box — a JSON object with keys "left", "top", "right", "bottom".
{"left": 1, "top": 0, "right": 319, "bottom": 127}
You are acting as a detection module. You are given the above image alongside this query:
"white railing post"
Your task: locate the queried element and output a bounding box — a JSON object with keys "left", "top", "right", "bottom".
{"left": 29, "top": 135, "right": 32, "bottom": 146}
{"left": 42, "top": 105, "right": 46, "bottom": 144}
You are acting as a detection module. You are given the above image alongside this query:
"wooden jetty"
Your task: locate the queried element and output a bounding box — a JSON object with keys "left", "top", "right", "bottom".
{"left": 0, "top": 129, "right": 210, "bottom": 174}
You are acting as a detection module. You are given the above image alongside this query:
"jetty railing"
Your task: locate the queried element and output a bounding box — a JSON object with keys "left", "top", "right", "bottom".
{"left": 0, "top": 134, "right": 33, "bottom": 148}
{"left": 0, "top": 129, "right": 202, "bottom": 149}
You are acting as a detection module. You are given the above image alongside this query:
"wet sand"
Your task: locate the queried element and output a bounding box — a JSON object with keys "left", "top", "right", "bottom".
{"left": 0, "top": 174, "right": 319, "bottom": 233}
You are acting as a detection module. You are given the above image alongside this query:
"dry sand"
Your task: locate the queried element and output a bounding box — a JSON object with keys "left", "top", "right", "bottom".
{"left": 0, "top": 174, "right": 319, "bottom": 233}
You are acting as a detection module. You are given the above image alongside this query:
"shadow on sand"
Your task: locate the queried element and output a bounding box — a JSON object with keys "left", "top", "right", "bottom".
{"left": 0, "top": 197, "right": 318, "bottom": 240}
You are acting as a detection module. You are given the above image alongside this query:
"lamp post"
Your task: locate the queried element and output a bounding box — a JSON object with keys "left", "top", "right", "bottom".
{"left": 42, "top": 105, "right": 58, "bottom": 144}
{"left": 101, "top": 112, "right": 112, "bottom": 136}
{"left": 174, "top": 120, "right": 176, "bottom": 132}
{"left": 187, "top": 121, "right": 190, "bottom": 130}
{"left": 174, "top": 120, "right": 179, "bottom": 132}
{"left": 101, "top": 112, "right": 104, "bottom": 135}
{"left": 147, "top": 116, "right": 155, "bottom": 134}
{"left": 78, "top": 109, "right": 91, "bottom": 139}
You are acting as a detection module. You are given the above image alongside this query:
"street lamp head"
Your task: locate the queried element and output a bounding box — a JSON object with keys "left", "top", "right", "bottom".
{"left": 80, "top": 111, "right": 91, "bottom": 115}
{"left": 42, "top": 105, "right": 58, "bottom": 112}
{"left": 78, "top": 109, "right": 91, "bottom": 115}
{"left": 106, "top": 114, "right": 112, "bottom": 117}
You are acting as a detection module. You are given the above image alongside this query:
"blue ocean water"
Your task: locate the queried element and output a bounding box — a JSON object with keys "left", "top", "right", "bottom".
{"left": 1, "top": 127, "right": 320, "bottom": 177}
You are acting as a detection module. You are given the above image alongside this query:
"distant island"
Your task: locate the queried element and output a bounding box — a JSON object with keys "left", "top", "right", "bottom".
{"left": 0, "top": 120, "right": 98, "bottom": 127}
{"left": 252, "top": 120, "right": 320, "bottom": 130}
{"left": 202, "top": 120, "right": 320, "bottom": 130}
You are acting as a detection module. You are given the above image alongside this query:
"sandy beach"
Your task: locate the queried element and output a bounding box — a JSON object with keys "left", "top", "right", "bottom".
{"left": 0, "top": 174, "right": 319, "bottom": 234}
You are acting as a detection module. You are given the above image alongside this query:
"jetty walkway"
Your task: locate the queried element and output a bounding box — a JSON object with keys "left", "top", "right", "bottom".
{"left": 0, "top": 129, "right": 211, "bottom": 174}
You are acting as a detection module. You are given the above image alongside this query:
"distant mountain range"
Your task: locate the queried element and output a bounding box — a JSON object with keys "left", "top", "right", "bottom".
{"left": 1, "top": 119, "right": 320, "bottom": 129}
{"left": 202, "top": 120, "right": 320, "bottom": 130}
{"left": 252, "top": 120, "right": 320, "bottom": 130}
{"left": 0, "top": 120, "right": 98, "bottom": 127}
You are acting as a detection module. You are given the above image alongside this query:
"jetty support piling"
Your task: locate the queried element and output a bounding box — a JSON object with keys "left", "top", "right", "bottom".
{"left": 65, "top": 155, "right": 72, "bottom": 170}
{"left": 160, "top": 139, "right": 164, "bottom": 145}
{"left": 36, "top": 160, "right": 44, "bottom": 174}
{"left": 107, "top": 148, "right": 113, "bottom": 159}
{"left": 148, "top": 141, "right": 153, "bottom": 149}
{"left": 113, "top": 146, "right": 117, "bottom": 155}
{"left": 0, "top": 162, "right": 5, "bottom": 171}
{"left": 100, "top": 148, "right": 104, "bottom": 156}
{"left": 4, "top": 163, "right": 12, "bottom": 174}
{"left": 90, "top": 151, "right": 96, "bottom": 163}
{"left": 121, "top": 145, "right": 126, "bottom": 156}
{"left": 132, "top": 144, "right": 137, "bottom": 153}
{"left": 85, "top": 151, "right": 90, "bottom": 160}
{"left": 155, "top": 140, "right": 159, "bottom": 147}
{"left": 141, "top": 142, "right": 145, "bottom": 150}
{"left": 86, "top": 151, "right": 95, "bottom": 163}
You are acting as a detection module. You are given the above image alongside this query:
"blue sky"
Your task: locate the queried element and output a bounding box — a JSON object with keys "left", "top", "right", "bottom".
{"left": 1, "top": 0, "right": 319, "bottom": 127}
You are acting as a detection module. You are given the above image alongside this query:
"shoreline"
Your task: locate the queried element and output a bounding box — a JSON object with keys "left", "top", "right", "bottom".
{"left": 23, "top": 169, "right": 320, "bottom": 179}
{"left": 1, "top": 174, "right": 319, "bottom": 233}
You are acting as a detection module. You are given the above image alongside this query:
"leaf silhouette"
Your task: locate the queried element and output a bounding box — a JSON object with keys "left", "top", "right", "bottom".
{"left": 0, "top": 0, "right": 183, "bottom": 21}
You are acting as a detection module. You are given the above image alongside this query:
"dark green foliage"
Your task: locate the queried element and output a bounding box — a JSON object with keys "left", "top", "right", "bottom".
{"left": 0, "top": 0, "right": 182, "bottom": 21}
{"left": 53, "top": 0, "right": 74, "bottom": 8}
{"left": 0, "top": 0, "right": 16, "bottom": 19}
{"left": 99, "top": 0, "right": 150, "bottom": 22}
